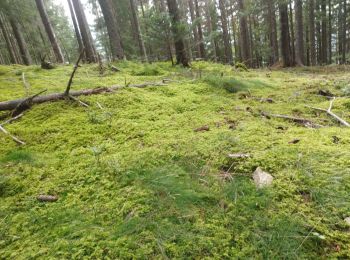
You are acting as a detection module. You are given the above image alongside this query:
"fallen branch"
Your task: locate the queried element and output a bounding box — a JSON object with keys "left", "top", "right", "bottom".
{"left": 64, "top": 49, "right": 84, "bottom": 96}
{"left": 0, "top": 113, "right": 25, "bottom": 145}
{"left": 68, "top": 95, "right": 89, "bottom": 107}
{"left": 305, "top": 97, "right": 350, "bottom": 127}
{"left": 261, "top": 111, "right": 322, "bottom": 128}
{"left": 11, "top": 89, "right": 47, "bottom": 117}
{"left": 0, "top": 82, "right": 167, "bottom": 111}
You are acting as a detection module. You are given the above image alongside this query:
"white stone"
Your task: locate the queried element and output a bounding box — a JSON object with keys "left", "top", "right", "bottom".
{"left": 253, "top": 167, "right": 274, "bottom": 188}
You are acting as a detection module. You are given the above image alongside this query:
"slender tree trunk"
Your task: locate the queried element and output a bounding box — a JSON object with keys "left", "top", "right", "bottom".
{"left": 67, "top": 0, "right": 85, "bottom": 57}
{"left": 129, "top": 0, "right": 148, "bottom": 62}
{"left": 231, "top": 16, "right": 240, "bottom": 62}
{"left": 316, "top": 1, "right": 322, "bottom": 64}
{"left": 206, "top": 0, "right": 220, "bottom": 61}
{"left": 306, "top": 22, "right": 310, "bottom": 65}
{"left": 188, "top": 0, "right": 200, "bottom": 58}
{"left": 9, "top": 18, "right": 32, "bottom": 65}
{"left": 279, "top": 2, "right": 292, "bottom": 67}
{"left": 295, "top": 0, "right": 304, "bottom": 65}
{"left": 72, "top": 0, "right": 97, "bottom": 62}
{"left": 265, "top": 0, "right": 279, "bottom": 65}
{"left": 309, "top": 0, "right": 316, "bottom": 65}
{"left": 328, "top": 0, "right": 332, "bottom": 63}
{"left": 237, "top": 0, "right": 251, "bottom": 66}
{"left": 342, "top": 0, "right": 346, "bottom": 63}
{"left": 35, "top": 0, "right": 64, "bottom": 63}
{"left": 194, "top": 0, "right": 205, "bottom": 58}
{"left": 166, "top": 0, "right": 189, "bottom": 66}
{"left": 289, "top": 0, "right": 295, "bottom": 64}
{"left": 321, "top": 0, "right": 327, "bottom": 64}
{"left": 0, "top": 14, "right": 16, "bottom": 64}
{"left": 218, "top": 0, "right": 233, "bottom": 64}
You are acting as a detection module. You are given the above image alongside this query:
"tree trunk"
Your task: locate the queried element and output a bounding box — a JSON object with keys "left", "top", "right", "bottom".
{"left": 67, "top": 0, "right": 85, "bottom": 58}
{"left": 129, "top": 0, "right": 148, "bottom": 62}
{"left": 72, "top": 0, "right": 97, "bottom": 62}
{"left": 309, "top": 0, "right": 316, "bottom": 65}
{"left": 0, "top": 14, "right": 16, "bottom": 64}
{"left": 166, "top": 0, "right": 189, "bottom": 66}
{"left": 295, "top": 0, "right": 304, "bottom": 65}
{"left": 205, "top": 0, "right": 220, "bottom": 61}
{"left": 35, "top": 0, "right": 64, "bottom": 63}
{"left": 279, "top": 2, "right": 292, "bottom": 67}
{"left": 289, "top": 0, "right": 295, "bottom": 64}
{"left": 265, "top": 0, "right": 279, "bottom": 65}
{"left": 341, "top": 0, "right": 346, "bottom": 63}
{"left": 321, "top": 0, "right": 327, "bottom": 64}
{"left": 194, "top": 0, "right": 205, "bottom": 58}
{"left": 328, "top": 0, "right": 332, "bottom": 63}
{"left": 188, "top": 0, "right": 200, "bottom": 58}
{"left": 237, "top": 0, "right": 251, "bottom": 66}
{"left": 9, "top": 18, "right": 32, "bottom": 65}
{"left": 218, "top": 0, "right": 233, "bottom": 64}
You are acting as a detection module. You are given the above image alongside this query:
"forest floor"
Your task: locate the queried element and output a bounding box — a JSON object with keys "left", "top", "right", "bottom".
{"left": 0, "top": 62, "right": 350, "bottom": 259}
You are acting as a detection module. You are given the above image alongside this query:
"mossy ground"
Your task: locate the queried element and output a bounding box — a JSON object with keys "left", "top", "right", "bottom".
{"left": 0, "top": 62, "right": 350, "bottom": 259}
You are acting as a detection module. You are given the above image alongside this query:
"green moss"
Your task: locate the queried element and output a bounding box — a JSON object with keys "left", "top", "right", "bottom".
{"left": 0, "top": 62, "right": 349, "bottom": 258}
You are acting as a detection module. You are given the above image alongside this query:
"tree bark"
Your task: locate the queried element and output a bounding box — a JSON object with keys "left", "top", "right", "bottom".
{"left": 9, "top": 18, "right": 32, "bottom": 65}
{"left": 295, "top": 0, "right": 304, "bottom": 65}
{"left": 309, "top": 0, "right": 316, "bottom": 65}
{"left": 0, "top": 14, "right": 16, "bottom": 64}
{"left": 279, "top": 2, "right": 293, "bottom": 67}
{"left": 67, "top": 0, "right": 85, "bottom": 57}
{"left": 129, "top": 0, "right": 148, "bottom": 62}
{"left": 35, "top": 0, "right": 64, "bottom": 63}
{"left": 328, "top": 0, "right": 332, "bottom": 63}
{"left": 341, "top": 0, "right": 346, "bottom": 63}
{"left": 321, "top": 0, "right": 327, "bottom": 64}
{"left": 72, "top": 0, "right": 97, "bottom": 62}
{"left": 188, "top": 0, "right": 200, "bottom": 58}
{"left": 194, "top": 0, "right": 205, "bottom": 58}
{"left": 166, "top": 0, "right": 190, "bottom": 66}
{"left": 289, "top": 0, "right": 295, "bottom": 64}
{"left": 265, "top": 0, "right": 279, "bottom": 65}
{"left": 237, "top": 0, "right": 251, "bottom": 66}
{"left": 218, "top": 0, "right": 233, "bottom": 65}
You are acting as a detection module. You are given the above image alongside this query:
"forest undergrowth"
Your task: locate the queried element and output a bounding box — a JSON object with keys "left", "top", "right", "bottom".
{"left": 0, "top": 62, "right": 350, "bottom": 258}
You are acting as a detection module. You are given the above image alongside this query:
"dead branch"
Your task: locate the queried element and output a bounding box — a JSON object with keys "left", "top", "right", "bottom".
{"left": 261, "top": 111, "right": 322, "bottom": 128}
{"left": 0, "top": 113, "right": 25, "bottom": 145}
{"left": 11, "top": 89, "right": 47, "bottom": 117}
{"left": 0, "top": 82, "right": 167, "bottom": 112}
{"left": 305, "top": 97, "right": 350, "bottom": 127}
{"left": 37, "top": 195, "right": 58, "bottom": 202}
{"left": 22, "top": 72, "right": 30, "bottom": 97}
{"left": 68, "top": 95, "right": 89, "bottom": 107}
{"left": 64, "top": 49, "right": 85, "bottom": 96}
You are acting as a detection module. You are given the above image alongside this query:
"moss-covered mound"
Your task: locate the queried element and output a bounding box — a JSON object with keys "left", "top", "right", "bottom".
{"left": 0, "top": 62, "right": 349, "bottom": 258}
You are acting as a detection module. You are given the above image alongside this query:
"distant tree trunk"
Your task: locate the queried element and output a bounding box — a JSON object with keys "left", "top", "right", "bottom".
{"left": 237, "top": 0, "right": 251, "bottom": 66}
{"left": 289, "top": 0, "right": 295, "bottom": 64}
{"left": 188, "top": 0, "right": 200, "bottom": 58}
{"left": 316, "top": 1, "right": 322, "bottom": 64}
{"left": 35, "top": 0, "right": 64, "bottom": 63}
{"left": 309, "top": 0, "right": 316, "bottom": 65}
{"left": 231, "top": 16, "right": 240, "bottom": 62}
{"left": 9, "top": 18, "right": 32, "bottom": 65}
{"left": 295, "top": 0, "right": 304, "bottom": 65}
{"left": 72, "top": 0, "right": 97, "bottom": 62}
{"left": 265, "top": 0, "right": 279, "bottom": 65}
{"left": 129, "top": 0, "right": 148, "bottom": 62}
{"left": 0, "top": 14, "right": 16, "bottom": 64}
{"left": 98, "top": 0, "right": 124, "bottom": 61}
{"left": 328, "top": 0, "right": 332, "bottom": 63}
{"left": 341, "top": 0, "right": 346, "bottom": 63}
{"left": 205, "top": 0, "right": 220, "bottom": 61}
{"left": 321, "top": 0, "right": 327, "bottom": 64}
{"left": 306, "top": 22, "right": 310, "bottom": 65}
{"left": 279, "top": 2, "right": 292, "bottom": 67}
{"left": 67, "top": 0, "right": 84, "bottom": 57}
{"left": 218, "top": 0, "right": 233, "bottom": 64}
{"left": 194, "top": 0, "right": 205, "bottom": 58}
{"left": 166, "top": 0, "right": 189, "bottom": 66}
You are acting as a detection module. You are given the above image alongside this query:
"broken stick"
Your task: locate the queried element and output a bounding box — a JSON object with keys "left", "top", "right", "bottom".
{"left": 0, "top": 114, "right": 25, "bottom": 145}
{"left": 305, "top": 97, "right": 350, "bottom": 127}
{"left": 64, "top": 49, "right": 85, "bottom": 96}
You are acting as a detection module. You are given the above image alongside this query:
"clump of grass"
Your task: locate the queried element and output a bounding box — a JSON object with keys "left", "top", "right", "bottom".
{"left": 132, "top": 64, "right": 162, "bottom": 76}
{"left": 203, "top": 75, "right": 248, "bottom": 93}
{"left": 1, "top": 150, "right": 34, "bottom": 163}
{"left": 235, "top": 62, "right": 249, "bottom": 71}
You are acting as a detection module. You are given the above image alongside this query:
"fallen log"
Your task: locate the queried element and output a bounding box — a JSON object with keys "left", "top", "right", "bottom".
{"left": 0, "top": 82, "right": 167, "bottom": 111}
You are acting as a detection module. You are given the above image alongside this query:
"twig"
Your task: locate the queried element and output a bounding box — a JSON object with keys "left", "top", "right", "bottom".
{"left": 0, "top": 125, "right": 25, "bottom": 145}
{"left": 1, "top": 113, "right": 23, "bottom": 126}
{"left": 261, "top": 112, "right": 323, "bottom": 128}
{"left": 68, "top": 95, "right": 89, "bottom": 107}
{"left": 64, "top": 48, "right": 85, "bottom": 96}
{"left": 96, "top": 102, "right": 104, "bottom": 110}
{"left": 22, "top": 72, "right": 30, "bottom": 97}
{"left": 305, "top": 97, "right": 350, "bottom": 127}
